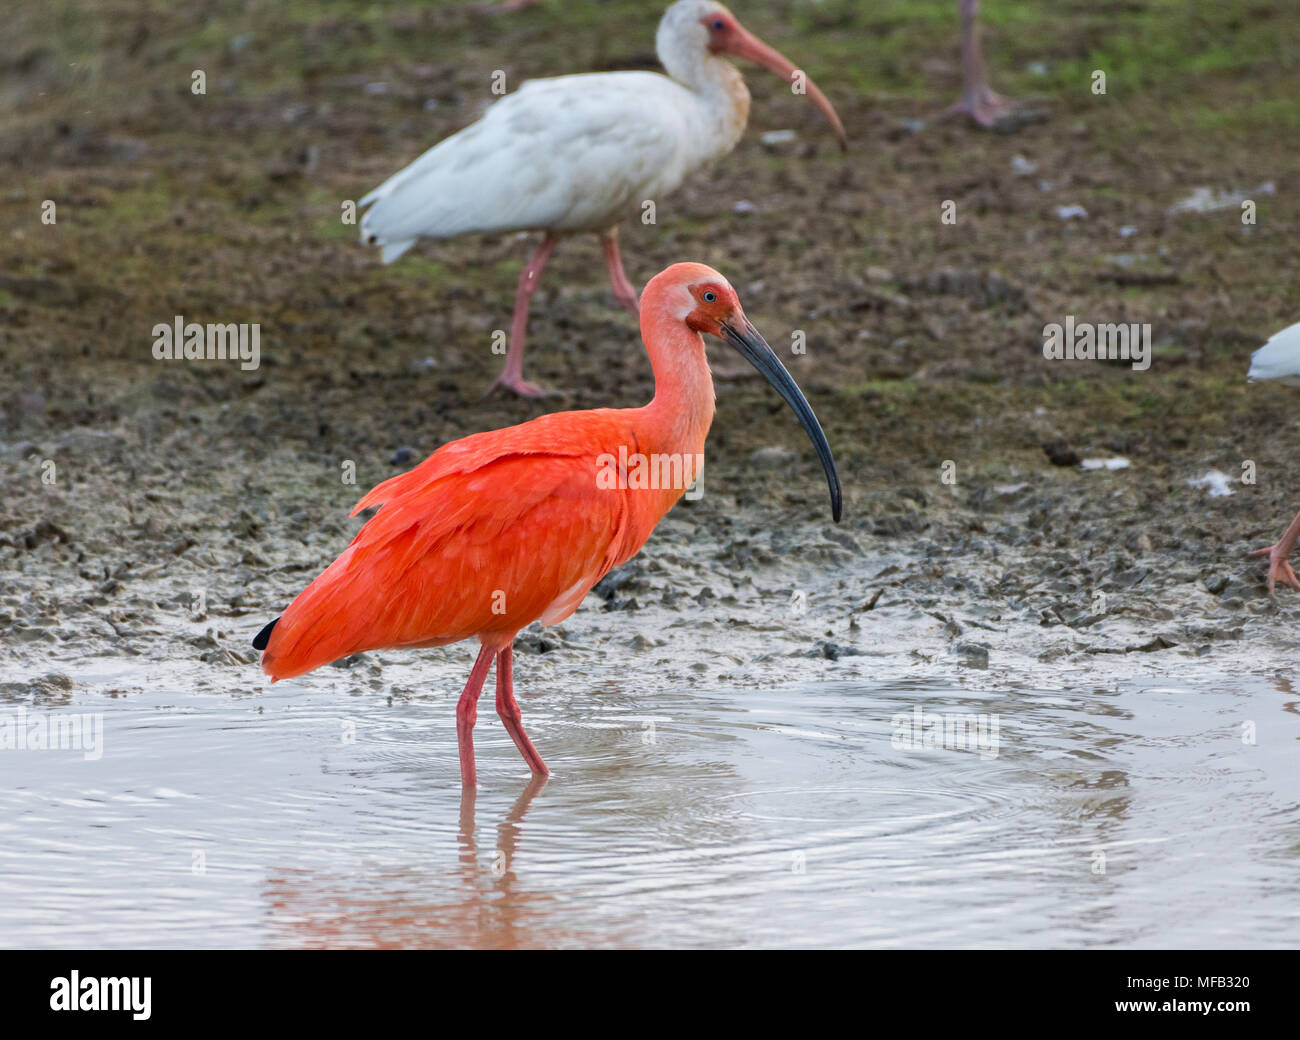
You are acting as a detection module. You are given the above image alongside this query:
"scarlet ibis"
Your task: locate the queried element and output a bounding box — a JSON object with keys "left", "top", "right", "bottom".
{"left": 359, "top": 0, "right": 846, "bottom": 397}
{"left": 254, "top": 262, "right": 841, "bottom": 786}
{"left": 1247, "top": 321, "right": 1300, "bottom": 592}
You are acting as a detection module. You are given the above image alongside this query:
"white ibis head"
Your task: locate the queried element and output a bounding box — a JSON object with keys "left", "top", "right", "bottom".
{"left": 656, "top": 0, "right": 848, "bottom": 150}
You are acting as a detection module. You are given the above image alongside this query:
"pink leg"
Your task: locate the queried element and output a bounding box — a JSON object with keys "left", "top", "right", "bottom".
{"left": 494, "top": 644, "right": 550, "bottom": 777}
{"left": 601, "top": 229, "right": 640, "bottom": 317}
{"left": 948, "top": 0, "right": 1016, "bottom": 129}
{"left": 456, "top": 643, "right": 497, "bottom": 787}
{"left": 1248, "top": 508, "right": 1300, "bottom": 594}
{"left": 486, "top": 235, "right": 557, "bottom": 398}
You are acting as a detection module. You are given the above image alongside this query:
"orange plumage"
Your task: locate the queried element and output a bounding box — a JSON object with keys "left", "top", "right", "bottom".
{"left": 255, "top": 262, "right": 840, "bottom": 786}
{"left": 260, "top": 411, "right": 675, "bottom": 679}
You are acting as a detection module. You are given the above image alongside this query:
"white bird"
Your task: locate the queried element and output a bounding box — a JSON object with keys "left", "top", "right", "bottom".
{"left": 359, "top": 0, "right": 846, "bottom": 397}
{"left": 501, "top": 0, "right": 1019, "bottom": 130}
{"left": 1246, "top": 321, "right": 1300, "bottom": 591}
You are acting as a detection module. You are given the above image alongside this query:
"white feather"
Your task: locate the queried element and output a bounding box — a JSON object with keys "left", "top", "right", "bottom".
{"left": 1247, "top": 322, "right": 1300, "bottom": 387}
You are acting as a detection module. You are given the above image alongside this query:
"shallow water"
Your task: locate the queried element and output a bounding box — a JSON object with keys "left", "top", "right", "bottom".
{"left": 1, "top": 665, "right": 1297, "bottom": 948}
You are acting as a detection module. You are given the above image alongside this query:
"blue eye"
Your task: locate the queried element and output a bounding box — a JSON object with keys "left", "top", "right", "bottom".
{"left": 711, "top": 19, "right": 725, "bottom": 30}
{"left": 703, "top": 291, "right": 716, "bottom": 302}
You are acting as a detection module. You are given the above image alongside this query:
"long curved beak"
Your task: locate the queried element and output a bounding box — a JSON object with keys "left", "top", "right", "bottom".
{"left": 719, "top": 318, "right": 843, "bottom": 522}
{"left": 720, "top": 26, "right": 848, "bottom": 150}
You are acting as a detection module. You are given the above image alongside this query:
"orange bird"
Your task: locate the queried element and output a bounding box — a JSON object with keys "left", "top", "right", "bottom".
{"left": 254, "top": 262, "right": 841, "bottom": 786}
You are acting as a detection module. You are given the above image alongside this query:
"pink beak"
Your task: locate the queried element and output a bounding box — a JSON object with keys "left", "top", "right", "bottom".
{"left": 718, "top": 25, "right": 848, "bottom": 151}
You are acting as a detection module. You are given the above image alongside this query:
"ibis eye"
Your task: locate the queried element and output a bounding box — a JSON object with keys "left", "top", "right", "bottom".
{"left": 711, "top": 18, "right": 724, "bottom": 30}
{"left": 703, "top": 291, "right": 717, "bottom": 302}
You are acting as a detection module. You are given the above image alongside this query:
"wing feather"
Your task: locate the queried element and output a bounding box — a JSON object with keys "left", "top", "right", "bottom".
{"left": 261, "top": 411, "right": 651, "bottom": 678}
{"left": 358, "top": 72, "right": 701, "bottom": 251}
{"left": 1248, "top": 321, "right": 1300, "bottom": 387}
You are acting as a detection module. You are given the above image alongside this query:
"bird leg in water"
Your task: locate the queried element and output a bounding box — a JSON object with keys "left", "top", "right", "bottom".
{"left": 487, "top": 235, "right": 558, "bottom": 398}
{"left": 602, "top": 228, "right": 640, "bottom": 317}
{"left": 949, "top": 0, "right": 1018, "bottom": 129}
{"left": 1248, "top": 508, "right": 1300, "bottom": 594}
{"left": 456, "top": 644, "right": 497, "bottom": 787}
{"left": 495, "top": 644, "right": 550, "bottom": 777}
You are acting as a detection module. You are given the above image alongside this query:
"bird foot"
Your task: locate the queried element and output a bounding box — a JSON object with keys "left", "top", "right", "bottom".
{"left": 946, "top": 88, "right": 1039, "bottom": 132}
{"left": 1247, "top": 542, "right": 1300, "bottom": 594}
{"left": 484, "top": 372, "right": 554, "bottom": 399}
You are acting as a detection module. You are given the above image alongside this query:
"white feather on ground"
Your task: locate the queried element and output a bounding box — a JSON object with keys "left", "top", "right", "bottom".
{"left": 1247, "top": 322, "right": 1300, "bottom": 388}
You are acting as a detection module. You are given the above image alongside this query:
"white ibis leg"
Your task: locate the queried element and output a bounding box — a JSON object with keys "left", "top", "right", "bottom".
{"left": 1248, "top": 508, "right": 1300, "bottom": 594}
{"left": 949, "top": 0, "right": 1016, "bottom": 129}
{"left": 601, "top": 228, "right": 640, "bottom": 317}
{"left": 487, "top": 234, "right": 558, "bottom": 398}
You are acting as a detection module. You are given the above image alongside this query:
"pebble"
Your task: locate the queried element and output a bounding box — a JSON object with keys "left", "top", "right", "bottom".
{"left": 954, "top": 642, "right": 990, "bottom": 669}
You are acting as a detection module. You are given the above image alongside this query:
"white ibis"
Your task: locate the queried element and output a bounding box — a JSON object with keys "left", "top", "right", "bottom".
{"left": 1246, "top": 321, "right": 1300, "bottom": 592}
{"left": 359, "top": 0, "right": 846, "bottom": 397}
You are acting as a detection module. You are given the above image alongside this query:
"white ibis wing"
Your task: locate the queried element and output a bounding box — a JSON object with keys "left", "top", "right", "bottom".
{"left": 359, "top": 71, "right": 701, "bottom": 249}
{"left": 1248, "top": 321, "right": 1300, "bottom": 386}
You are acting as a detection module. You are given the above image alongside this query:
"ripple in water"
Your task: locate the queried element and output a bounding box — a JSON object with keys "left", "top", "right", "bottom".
{"left": 0, "top": 670, "right": 1296, "bottom": 947}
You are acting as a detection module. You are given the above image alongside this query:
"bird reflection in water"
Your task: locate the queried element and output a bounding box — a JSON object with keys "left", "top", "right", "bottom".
{"left": 261, "top": 777, "right": 609, "bottom": 949}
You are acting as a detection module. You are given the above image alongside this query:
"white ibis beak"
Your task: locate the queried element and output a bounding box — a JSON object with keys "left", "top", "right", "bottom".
{"left": 720, "top": 26, "right": 848, "bottom": 151}
{"left": 718, "top": 316, "right": 843, "bottom": 522}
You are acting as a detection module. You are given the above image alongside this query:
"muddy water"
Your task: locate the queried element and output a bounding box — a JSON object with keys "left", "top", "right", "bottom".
{"left": 0, "top": 665, "right": 1297, "bottom": 948}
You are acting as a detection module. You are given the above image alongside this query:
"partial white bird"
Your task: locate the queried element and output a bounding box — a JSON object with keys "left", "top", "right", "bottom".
{"left": 500, "top": 0, "right": 1019, "bottom": 130}
{"left": 1247, "top": 321, "right": 1300, "bottom": 387}
{"left": 359, "top": 0, "right": 846, "bottom": 397}
{"left": 1246, "top": 321, "right": 1300, "bottom": 592}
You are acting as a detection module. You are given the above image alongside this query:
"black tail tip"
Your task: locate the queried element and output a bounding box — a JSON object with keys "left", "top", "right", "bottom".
{"left": 252, "top": 617, "right": 280, "bottom": 651}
